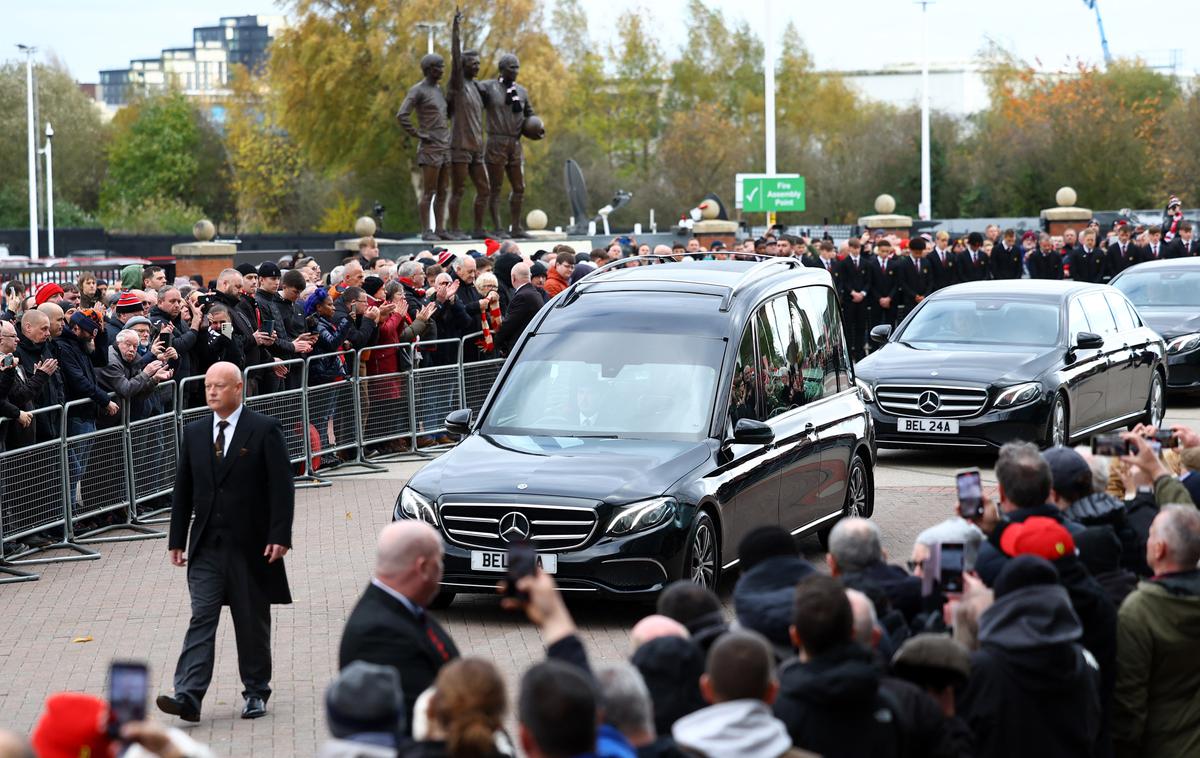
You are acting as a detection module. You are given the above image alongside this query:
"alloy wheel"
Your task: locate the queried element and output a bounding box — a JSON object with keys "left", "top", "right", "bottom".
{"left": 1149, "top": 374, "right": 1164, "bottom": 428}
{"left": 1051, "top": 396, "right": 1067, "bottom": 447}
{"left": 689, "top": 519, "right": 716, "bottom": 588}
{"left": 846, "top": 460, "right": 869, "bottom": 518}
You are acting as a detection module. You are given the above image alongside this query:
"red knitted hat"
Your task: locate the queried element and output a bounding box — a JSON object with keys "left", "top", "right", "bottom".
{"left": 1000, "top": 516, "right": 1075, "bottom": 561}
{"left": 30, "top": 692, "right": 112, "bottom": 758}
{"left": 35, "top": 282, "right": 63, "bottom": 305}
{"left": 115, "top": 291, "right": 143, "bottom": 313}
{"left": 484, "top": 238, "right": 501, "bottom": 256}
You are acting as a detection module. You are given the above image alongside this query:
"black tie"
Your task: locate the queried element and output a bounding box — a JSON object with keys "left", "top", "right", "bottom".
{"left": 215, "top": 420, "right": 229, "bottom": 461}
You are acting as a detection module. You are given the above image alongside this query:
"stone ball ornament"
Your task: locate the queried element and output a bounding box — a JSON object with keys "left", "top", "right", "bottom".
{"left": 193, "top": 219, "right": 216, "bottom": 242}
{"left": 355, "top": 216, "right": 378, "bottom": 237}
{"left": 526, "top": 209, "right": 548, "bottom": 230}
{"left": 1056, "top": 187, "right": 1078, "bottom": 207}
{"left": 874, "top": 194, "right": 897, "bottom": 215}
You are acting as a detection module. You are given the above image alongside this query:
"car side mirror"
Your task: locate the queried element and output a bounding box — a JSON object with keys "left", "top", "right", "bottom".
{"left": 869, "top": 324, "right": 892, "bottom": 345}
{"left": 445, "top": 408, "right": 472, "bottom": 436}
{"left": 732, "top": 418, "right": 774, "bottom": 446}
{"left": 1075, "top": 331, "right": 1104, "bottom": 350}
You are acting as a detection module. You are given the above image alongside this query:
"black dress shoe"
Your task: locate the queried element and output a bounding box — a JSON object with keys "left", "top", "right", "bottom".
{"left": 242, "top": 695, "right": 267, "bottom": 719}
{"left": 156, "top": 694, "right": 200, "bottom": 723}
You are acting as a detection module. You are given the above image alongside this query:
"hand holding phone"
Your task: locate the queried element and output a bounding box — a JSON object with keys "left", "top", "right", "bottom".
{"left": 937, "top": 542, "right": 966, "bottom": 595}
{"left": 956, "top": 468, "right": 983, "bottom": 520}
{"left": 107, "top": 661, "right": 149, "bottom": 739}
{"left": 504, "top": 541, "right": 538, "bottom": 601}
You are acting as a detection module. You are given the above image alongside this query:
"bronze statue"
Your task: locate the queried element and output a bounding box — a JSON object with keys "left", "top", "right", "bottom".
{"left": 446, "top": 10, "right": 489, "bottom": 240}
{"left": 479, "top": 53, "right": 541, "bottom": 238}
{"left": 397, "top": 54, "right": 451, "bottom": 241}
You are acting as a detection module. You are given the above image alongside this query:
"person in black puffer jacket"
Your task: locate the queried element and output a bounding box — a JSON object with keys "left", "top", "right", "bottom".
{"left": 630, "top": 636, "right": 707, "bottom": 738}
{"left": 773, "top": 575, "right": 904, "bottom": 758}
{"left": 733, "top": 526, "right": 815, "bottom": 660}
{"left": 1044, "top": 446, "right": 1146, "bottom": 575}
{"left": 304, "top": 288, "right": 352, "bottom": 450}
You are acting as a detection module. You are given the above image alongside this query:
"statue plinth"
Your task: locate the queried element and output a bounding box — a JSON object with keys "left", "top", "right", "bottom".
{"left": 693, "top": 219, "right": 739, "bottom": 250}
{"left": 526, "top": 229, "right": 568, "bottom": 241}
{"left": 172, "top": 241, "right": 237, "bottom": 283}
{"left": 1040, "top": 206, "right": 1093, "bottom": 237}
{"left": 858, "top": 214, "right": 913, "bottom": 238}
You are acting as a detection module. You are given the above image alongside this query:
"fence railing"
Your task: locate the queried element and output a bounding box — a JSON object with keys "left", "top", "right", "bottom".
{"left": 0, "top": 330, "right": 506, "bottom": 582}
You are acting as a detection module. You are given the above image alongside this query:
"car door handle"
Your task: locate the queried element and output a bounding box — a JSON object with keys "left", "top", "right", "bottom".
{"left": 803, "top": 423, "right": 816, "bottom": 438}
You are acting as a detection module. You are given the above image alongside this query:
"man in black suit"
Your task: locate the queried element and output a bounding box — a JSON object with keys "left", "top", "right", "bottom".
{"left": 157, "top": 361, "right": 294, "bottom": 723}
{"left": 927, "top": 232, "right": 959, "bottom": 292}
{"left": 1069, "top": 229, "right": 1105, "bottom": 283}
{"left": 339, "top": 520, "right": 460, "bottom": 733}
{"left": 959, "top": 232, "right": 991, "bottom": 282}
{"left": 837, "top": 239, "right": 872, "bottom": 361}
{"left": 1143, "top": 225, "right": 1165, "bottom": 261}
{"left": 868, "top": 239, "right": 900, "bottom": 328}
{"left": 495, "top": 261, "right": 544, "bottom": 355}
{"left": 1166, "top": 222, "right": 1198, "bottom": 258}
{"left": 990, "top": 229, "right": 1023, "bottom": 280}
{"left": 1028, "top": 234, "right": 1064, "bottom": 280}
{"left": 1104, "top": 224, "right": 1142, "bottom": 281}
{"left": 896, "top": 237, "right": 929, "bottom": 320}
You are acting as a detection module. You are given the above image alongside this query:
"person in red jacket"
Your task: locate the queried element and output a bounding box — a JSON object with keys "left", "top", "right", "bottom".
{"left": 544, "top": 252, "right": 576, "bottom": 297}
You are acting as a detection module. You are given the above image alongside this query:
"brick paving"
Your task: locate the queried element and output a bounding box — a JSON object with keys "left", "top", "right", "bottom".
{"left": 0, "top": 473, "right": 961, "bottom": 755}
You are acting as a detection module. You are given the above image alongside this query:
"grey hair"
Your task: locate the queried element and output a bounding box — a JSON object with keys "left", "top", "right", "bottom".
{"left": 828, "top": 517, "right": 883, "bottom": 573}
{"left": 595, "top": 662, "right": 654, "bottom": 737}
{"left": 498, "top": 240, "right": 521, "bottom": 256}
{"left": 397, "top": 261, "right": 424, "bottom": 279}
{"left": 845, "top": 588, "right": 878, "bottom": 648}
{"left": 995, "top": 441, "right": 1052, "bottom": 509}
{"left": 217, "top": 268, "right": 242, "bottom": 286}
{"left": 1154, "top": 504, "right": 1200, "bottom": 568}
{"left": 116, "top": 329, "right": 140, "bottom": 346}
{"left": 1085, "top": 452, "right": 1110, "bottom": 496}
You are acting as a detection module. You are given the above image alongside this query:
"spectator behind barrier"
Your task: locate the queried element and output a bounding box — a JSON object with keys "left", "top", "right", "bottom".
{"left": 827, "top": 517, "right": 921, "bottom": 625}
{"left": 1113, "top": 505, "right": 1200, "bottom": 757}
{"left": 957, "top": 556, "right": 1102, "bottom": 758}
{"left": 732, "top": 526, "right": 814, "bottom": 659}
{"left": 656, "top": 581, "right": 727, "bottom": 655}
{"left": 672, "top": 631, "right": 810, "bottom": 758}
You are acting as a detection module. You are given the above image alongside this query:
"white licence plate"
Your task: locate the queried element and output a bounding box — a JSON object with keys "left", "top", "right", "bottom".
{"left": 898, "top": 417, "right": 959, "bottom": 434}
{"left": 471, "top": 550, "right": 558, "bottom": 574}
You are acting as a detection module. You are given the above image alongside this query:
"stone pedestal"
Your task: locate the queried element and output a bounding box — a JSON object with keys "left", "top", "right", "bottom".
{"left": 1041, "top": 186, "right": 1092, "bottom": 237}
{"left": 858, "top": 214, "right": 913, "bottom": 239}
{"left": 172, "top": 241, "right": 237, "bottom": 283}
{"left": 693, "top": 219, "right": 739, "bottom": 250}
{"left": 526, "top": 229, "right": 569, "bottom": 242}
{"left": 858, "top": 194, "right": 912, "bottom": 238}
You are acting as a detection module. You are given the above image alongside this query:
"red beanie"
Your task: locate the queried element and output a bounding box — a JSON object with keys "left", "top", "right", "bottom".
{"left": 30, "top": 692, "right": 112, "bottom": 758}
{"left": 484, "top": 238, "right": 501, "bottom": 257}
{"left": 35, "top": 282, "right": 64, "bottom": 306}
{"left": 115, "top": 291, "right": 143, "bottom": 313}
{"left": 1000, "top": 516, "right": 1075, "bottom": 561}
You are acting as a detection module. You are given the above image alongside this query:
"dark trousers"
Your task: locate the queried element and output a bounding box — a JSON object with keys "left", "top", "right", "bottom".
{"left": 173, "top": 531, "right": 272, "bottom": 710}
{"left": 843, "top": 301, "right": 869, "bottom": 362}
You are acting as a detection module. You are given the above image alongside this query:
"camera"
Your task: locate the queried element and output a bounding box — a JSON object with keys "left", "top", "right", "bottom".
{"left": 1091, "top": 433, "right": 1127, "bottom": 457}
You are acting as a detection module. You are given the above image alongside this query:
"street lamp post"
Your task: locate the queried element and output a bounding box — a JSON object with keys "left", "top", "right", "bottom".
{"left": 414, "top": 22, "right": 443, "bottom": 55}
{"left": 18, "top": 44, "right": 39, "bottom": 260}
{"left": 917, "top": 1, "right": 933, "bottom": 221}
{"left": 763, "top": 0, "right": 777, "bottom": 228}
{"left": 41, "top": 122, "right": 54, "bottom": 259}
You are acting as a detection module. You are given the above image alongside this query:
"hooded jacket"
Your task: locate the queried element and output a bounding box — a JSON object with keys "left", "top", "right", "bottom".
{"left": 734, "top": 555, "right": 815, "bottom": 652}
{"left": 672, "top": 700, "right": 798, "bottom": 758}
{"left": 97, "top": 344, "right": 164, "bottom": 422}
{"left": 631, "top": 637, "right": 707, "bottom": 737}
{"left": 1113, "top": 569, "right": 1200, "bottom": 757}
{"left": 772, "top": 643, "right": 902, "bottom": 758}
{"left": 958, "top": 583, "right": 1101, "bottom": 758}
{"left": 1067, "top": 492, "right": 1147, "bottom": 575}
{"left": 55, "top": 329, "right": 111, "bottom": 420}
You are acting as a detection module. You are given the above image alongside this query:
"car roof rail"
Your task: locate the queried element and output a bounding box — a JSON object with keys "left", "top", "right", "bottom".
{"left": 557, "top": 253, "right": 801, "bottom": 308}
{"left": 720, "top": 257, "right": 804, "bottom": 311}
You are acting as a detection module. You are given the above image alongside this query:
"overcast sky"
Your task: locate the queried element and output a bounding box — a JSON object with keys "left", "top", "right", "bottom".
{"left": 2, "top": 0, "right": 1193, "bottom": 82}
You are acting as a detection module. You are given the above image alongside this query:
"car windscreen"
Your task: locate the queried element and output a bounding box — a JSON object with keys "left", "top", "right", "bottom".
{"left": 1113, "top": 270, "right": 1200, "bottom": 307}
{"left": 898, "top": 299, "right": 1062, "bottom": 346}
{"left": 481, "top": 331, "right": 723, "bottom": 441}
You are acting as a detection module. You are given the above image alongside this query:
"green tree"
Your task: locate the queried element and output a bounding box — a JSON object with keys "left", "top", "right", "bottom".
{"left": 100, "top": 90, "right": 233, "bottom": 224}
{"left": 0, "top": 61, "right": 108, "bottom": 225}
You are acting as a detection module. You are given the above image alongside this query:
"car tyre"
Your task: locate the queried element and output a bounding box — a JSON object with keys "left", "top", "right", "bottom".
{"left": 1141, "top": 371, "right": 1165, "bottom": 429}
{"left": 1047, "top": 392, "right": 1069, "bottom": 448}
{"left": 429, "top": 590, "right": 456, "bottom": 610}
{"left": 684, "top": 511, "right": 719, "bottom": 590}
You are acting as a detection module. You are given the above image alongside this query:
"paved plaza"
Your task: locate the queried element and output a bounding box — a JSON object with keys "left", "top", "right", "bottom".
{"left": 2, "top": 398, "right": 1197, "bottom": 753}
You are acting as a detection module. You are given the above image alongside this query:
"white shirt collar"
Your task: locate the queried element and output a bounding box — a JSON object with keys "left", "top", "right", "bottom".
{"left": 214, "top": 404, "right": 244, "bottom": 429}
{"left": 371, "top": 577, "right": 422, "bottom": 616}
{"left": 212, "top": 404, "right": 245, "bottom": 450}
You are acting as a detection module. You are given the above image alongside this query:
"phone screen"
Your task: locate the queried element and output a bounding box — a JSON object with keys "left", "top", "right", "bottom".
{"left": 938, "top": 542, "right": 965, "bottom": 594}
{"left": 108, "top": 661, "right": 148, "bottom": 738}
{"left": 956, "top": 469, "right": 983, "bottom": 519}
{"left": 505, "top": 541, "right": 537, "bottom": 599}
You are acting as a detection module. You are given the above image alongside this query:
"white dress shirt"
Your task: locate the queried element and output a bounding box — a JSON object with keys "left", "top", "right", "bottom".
{"left": 212, "top": 404, "right": 245, "bottom": 458}
{"left": 371, "top": 577, "right": 423, "bottom": 616}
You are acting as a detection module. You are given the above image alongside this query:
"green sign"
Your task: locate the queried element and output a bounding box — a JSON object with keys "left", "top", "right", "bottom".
{"left": 742, "top": 176, "right": 806, "bottom": 213}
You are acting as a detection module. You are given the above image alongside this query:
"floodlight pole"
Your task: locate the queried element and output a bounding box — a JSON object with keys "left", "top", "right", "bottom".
{"left": 41, "top": 122, "right": 55, "bottom": 259}
{"left": 917, "top": 1, "right": 933, "bottom": 221}
{"left": 19, "top": 45, "right": 39, "bottom": 260}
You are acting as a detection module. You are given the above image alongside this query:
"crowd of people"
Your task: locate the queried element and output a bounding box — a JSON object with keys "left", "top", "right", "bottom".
{"left": 9, "top": 421, "right": 1199, "bottom": 758}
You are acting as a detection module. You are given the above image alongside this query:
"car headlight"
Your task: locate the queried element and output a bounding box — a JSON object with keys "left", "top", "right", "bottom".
{"left": 606, "top": 497, "right": 676, "bottom": 536}
{"left": 396, "top": 486, "right": 439, "bottom": 526}
{"left": 855, "top": 377, "right": 875, "bottom": 403}
{"left": 1167, "top": 333, "right": 1200, "bottom": 355}
{"left": 994, "top": 382, "right": 1041, "bottom": 408}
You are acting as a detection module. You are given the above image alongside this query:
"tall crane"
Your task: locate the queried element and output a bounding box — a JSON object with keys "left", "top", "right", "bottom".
{"left": 1083, "top": 0, "right": 1113, "bottom": 65}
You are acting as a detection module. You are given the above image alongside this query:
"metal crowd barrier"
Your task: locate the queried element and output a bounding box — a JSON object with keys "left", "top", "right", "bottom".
{"left": 0, "top": 329, "right": 512, "bottom": 579}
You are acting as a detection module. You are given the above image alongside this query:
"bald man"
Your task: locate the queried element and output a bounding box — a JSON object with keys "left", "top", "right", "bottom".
{"left": 338, "top": 521, "right": 461, "bottom": 734}
{"left": 494, "top": 261, "right": 543, "bottom": 355}
{"left": 159, "top": 361, "right": 294, "bottom": 723}
{"left": 36, "top": 302, "right": 65, "bottom": 339}
{"left": 14, "top": 310, "right": 63, "bottom": 442}
{"left": 630, "top": 614, "right": 691, "bottom": 651}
